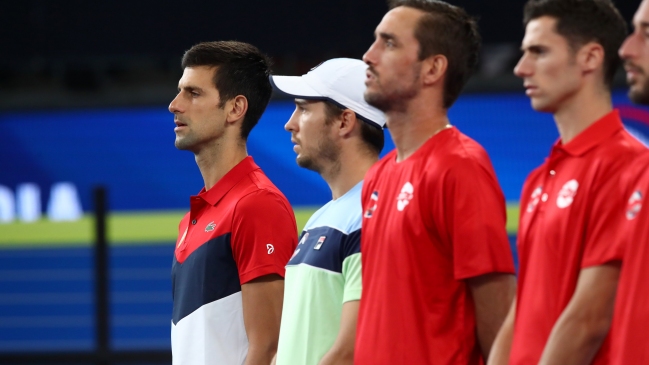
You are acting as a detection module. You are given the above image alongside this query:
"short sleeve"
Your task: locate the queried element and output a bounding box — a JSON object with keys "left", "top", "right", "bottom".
{"left": 342, "top": 254, "right": 362, "bottom": 303}
{"left": 581, "top": 162, "right": 634, "bottom": 268}
{"left": 231, "top": 189, "right": 298, "bottom": 284}
{"left": 442, "top": 157, "right": 516, "bottom": 280}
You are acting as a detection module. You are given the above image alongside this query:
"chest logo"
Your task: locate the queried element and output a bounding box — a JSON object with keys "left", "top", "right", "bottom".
{"left": 557, "top": 179, "right": 579, "bottom": 209}
{"left": 364, "top": 191, "right": 379, "bottom": 218}
{"left": 205, "top": 221, "right": 216, "bottom": 232}
{"left": 626, "top": 190, "right": 643, "bottom": 220}
{"left": 527, "top": 186, "right": 543, "bottom": 213}
{"left": 314, "top": 236, "right": 326, "bottom": 250}
{"left": 397, "top": 182, "right": 414, "bottom": 211}
{"left": 266, "top": 244, "right": 275, "bottom": 254}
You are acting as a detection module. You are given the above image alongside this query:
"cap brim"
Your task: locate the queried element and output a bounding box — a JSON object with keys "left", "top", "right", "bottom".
{"left": 270, "top": 75, "right": 323, "bottom": 98}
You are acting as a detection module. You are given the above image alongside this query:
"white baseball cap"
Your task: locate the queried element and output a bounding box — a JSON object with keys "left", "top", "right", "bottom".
{"left": 270, "top": 58, "right": 386, "bottom": 129}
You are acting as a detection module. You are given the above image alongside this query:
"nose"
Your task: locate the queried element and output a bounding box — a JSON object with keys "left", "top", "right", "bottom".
{"left": 284, "top": 108, "right": 299, "bottom": 132}
{"left": 169, "top": 93, "right": 182, "bottom": 114}
{"left": 513, "top": 53, "right": 531, "bottom": 78}
{"left": 619, "top": 33, "right": 639, "bottom": 61}
{"left": 363, "top": 40, "right": 379, "bottom": 66}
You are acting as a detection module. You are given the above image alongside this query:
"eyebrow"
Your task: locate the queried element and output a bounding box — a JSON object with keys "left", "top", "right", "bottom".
{"left": 378, "top": 32, "right": 398, "bottom": 42}
{"left": 294, "top": 99, "right": 310, "bottom": 107}
{"left": 178, "top": 85, "right": 204, "bottom": 93}
{"left": 520, "top": 44, "right": 548, "bottom": 53}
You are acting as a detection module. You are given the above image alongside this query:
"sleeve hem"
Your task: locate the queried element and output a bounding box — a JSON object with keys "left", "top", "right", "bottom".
{"left": 239, "top": 264, "right": 286, "bottom": 285}
{"left": 342, "top": 289, "right": 362, "bottom": 303}
{"left": 581, "top": 257, "right": 622, "bottom": 269}
{"left": 455, "top": 265, "right": 516, "bottom": 281}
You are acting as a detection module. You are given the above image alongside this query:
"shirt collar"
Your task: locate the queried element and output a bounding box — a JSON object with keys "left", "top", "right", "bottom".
{"left": 196, "top": 156, "right": 260, "bottom": 206}
{"left": 552, "top": 109, "right": 624, "bottom": 157}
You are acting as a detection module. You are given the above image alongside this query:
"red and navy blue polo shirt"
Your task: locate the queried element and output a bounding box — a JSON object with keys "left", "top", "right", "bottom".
{"left": 171, "top": 156, "right": 297, "bottom": 365}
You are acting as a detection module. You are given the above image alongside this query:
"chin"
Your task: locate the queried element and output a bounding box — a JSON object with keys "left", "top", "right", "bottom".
{"left": 530, "top": 98, "right": 557, "bottom": 113}
{"left": 629, "top": 85, "right": 649, "bottom": 106}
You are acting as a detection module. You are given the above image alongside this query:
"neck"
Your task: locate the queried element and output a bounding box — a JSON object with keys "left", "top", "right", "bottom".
{"left": 385, "top": 92, "right": 449, "bottom": 162}
{"left": 553, "top": 86, "right": 613, "bottom": 145}
{"left": 195, "top": 137, "right": 248, "bottom": 190}
{"left": 321, "top": 148, "right": 378, "bottom": 200}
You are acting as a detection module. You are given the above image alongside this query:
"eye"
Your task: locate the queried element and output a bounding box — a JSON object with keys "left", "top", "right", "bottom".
{"left": 385, "top": 40, "right": 395, "bottom": 48}
{"left": 190, "top": 91, "right": 200, "bottom": 98}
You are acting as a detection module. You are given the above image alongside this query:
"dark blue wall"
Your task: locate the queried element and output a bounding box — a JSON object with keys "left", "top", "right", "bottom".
{"left": 1, "top": 91, "right": 648, "bottom": 212}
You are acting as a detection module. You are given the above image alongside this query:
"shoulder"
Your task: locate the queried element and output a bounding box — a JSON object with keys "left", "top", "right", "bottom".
{"left": 233, "top": 181, "right": 293, "bottom": 221}
{"left": 592, "top": 130, "right": 647, "bottom": 176}
{"left": 305, "top": 185, "right": 363, "bottom": 235}
{"left": 366, "top": 150, "right": 396, "bottom": 180}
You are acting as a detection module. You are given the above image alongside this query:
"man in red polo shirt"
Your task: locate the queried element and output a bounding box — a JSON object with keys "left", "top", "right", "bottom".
{"left": 168, "top": 41, "right": 297, "bottom": 365}
{"left": 609, "top": 1, "right": 649, "bottom": 364}
{"left": 355, "top": 1, "right": 516, "bottom": 364}
{"left": 489, "top": 1, "right": 646, "bottom": 364}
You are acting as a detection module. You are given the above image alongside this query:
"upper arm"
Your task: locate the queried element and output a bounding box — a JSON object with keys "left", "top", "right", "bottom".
{"left": 467, "top": 272, "right": 516, "bottom": 307}
{"left": 336, "top": 300, "right": 360, "bottom": 345}
{"left": 562, "top": 264, "right": 621, "bottom": 327}
{"left": 231, "top": 190, "right": 298, "bottom": 284}
{"left": 467, "top": 273, "right": 516, "bottom": 358}
{"left": 241, "top": 274, "right": 285, "bottom": 348}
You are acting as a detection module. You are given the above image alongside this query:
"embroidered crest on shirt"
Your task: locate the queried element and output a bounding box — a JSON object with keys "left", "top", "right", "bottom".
{"left": 364, "top": 191, "right": 379, "bottom": 218}
{"left": 626, "top": 190, "right": 643, "bottom": 220}
{"left": 527, "top": 186, "right": 543, "bottom": 213}
{"left": 205, "top": 221, "right": 215, "bottom": 232}
{"left": 397, "top": 182, "right": 414, "bottom": 211}
{"left": 314, "top": 236, "right": 326, "bottom": 250}
{"left": 557, "top": 179, "right": 579, "bottom": 209}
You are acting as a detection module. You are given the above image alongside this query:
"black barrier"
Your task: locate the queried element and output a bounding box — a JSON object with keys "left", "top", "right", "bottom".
{"left": 0, "top": 187, "right": 172, "bottom": 365}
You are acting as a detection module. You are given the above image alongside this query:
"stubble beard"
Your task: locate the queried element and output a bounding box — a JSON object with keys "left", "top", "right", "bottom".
{"left": 364, "top": 65, "right": 421, "bottom": 113}
{"left": 296, "top": 126, "right": 340, "bottom": 175}
{"left": 175, "top": 134, "right": 197, "bottom": 151}
{"left": 629, "top": 78, "right": 649, "bottom": 105}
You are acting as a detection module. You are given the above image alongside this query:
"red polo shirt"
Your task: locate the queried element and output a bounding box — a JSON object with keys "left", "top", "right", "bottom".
{"left": 510, "top": 110, "right": 646, "bottom": 365}
{"left": 171, "top": 156, "right": 297, "bottom": 365}
{"left": 610, "top": 151, "right": 649, "bottom": 365}
{"left": 354, "top": 127, "right": 515, "bottom": 365}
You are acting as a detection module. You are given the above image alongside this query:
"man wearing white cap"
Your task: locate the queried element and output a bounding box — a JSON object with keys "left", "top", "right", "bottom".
{"left": 269, "top": 58, "right": 386, "bottom": 365}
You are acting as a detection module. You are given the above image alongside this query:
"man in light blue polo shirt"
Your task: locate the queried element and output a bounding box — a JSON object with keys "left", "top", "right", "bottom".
{"left": 270, "top": 58, "right": 386, "bottom": 365}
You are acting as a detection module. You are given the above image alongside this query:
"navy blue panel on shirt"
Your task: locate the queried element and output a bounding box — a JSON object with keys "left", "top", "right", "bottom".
{"left": 342, "top": 229, "right": 361, "bottom": 259}
{"left": 172, "top": 233, "right": 239, "bottom": 324}
{"left": 288, "top": 226, "right": 360, "bottom": 273}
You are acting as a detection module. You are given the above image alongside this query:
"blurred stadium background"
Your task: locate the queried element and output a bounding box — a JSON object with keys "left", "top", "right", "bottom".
{"left": 0, "top": 0, "right": 645, "bottom": 364}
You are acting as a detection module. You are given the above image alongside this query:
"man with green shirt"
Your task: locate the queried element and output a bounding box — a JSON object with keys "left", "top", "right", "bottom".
{"left": 269, "top": 58, "right": 386, "bottom": 365}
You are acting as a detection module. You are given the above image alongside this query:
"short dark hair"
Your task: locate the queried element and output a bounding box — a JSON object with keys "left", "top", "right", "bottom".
{"left": 389, "top": 0, "right": 480, "bottom": 108}
{"left": 181, "top": 41, "right": 273, "bottom": 140}
{"left": 324, "top": 102, "right": 384, "bottom": 155}
{"left": 523, "top": 0, "right": 627, "bottom": 87}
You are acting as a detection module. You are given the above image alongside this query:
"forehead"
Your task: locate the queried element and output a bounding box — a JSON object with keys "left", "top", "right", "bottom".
{"left": 377, "top": 6, "right": 424, "bottom": 41}
{"left": 634, "top": 0, "right": 649, "bottom": 26}
{"left": 178, "top": 66, "right": 217, "bottom": 89}
{"left": 522, "top": 16, "right": 568, "bottom": 47}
